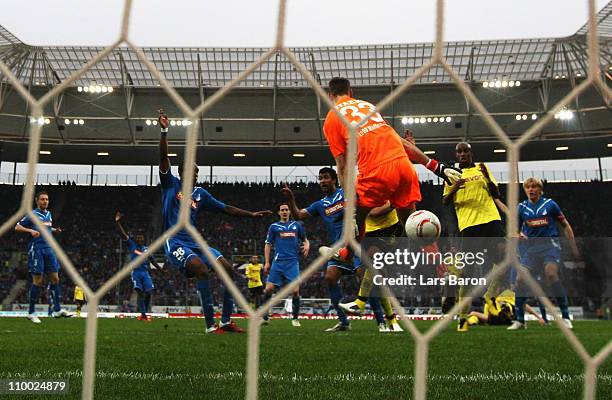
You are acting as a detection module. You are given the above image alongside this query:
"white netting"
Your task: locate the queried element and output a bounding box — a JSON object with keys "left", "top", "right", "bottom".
{"left": 0, "top": 1, "right": 610, "bottom": 399}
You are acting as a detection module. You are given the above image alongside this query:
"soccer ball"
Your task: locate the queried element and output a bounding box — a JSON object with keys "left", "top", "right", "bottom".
{"left": 405, "top": 210, "right": 441, "bottom": 242}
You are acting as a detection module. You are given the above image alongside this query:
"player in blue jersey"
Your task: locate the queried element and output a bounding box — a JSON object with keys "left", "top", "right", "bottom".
{"left": 508, "top": 177, "right": 580, "bottom": 330}
{"left": 263, "top": 203, "right": 309, "bottom": 327}
{"left": 115, "top": 211, "right": 163, "bottom": 322}
{"left": 15, "top": 191, "right": 72, "bottom": 323}
{"left": 282, "top": 167, "right": 378, "bottom": 332}
{"left": 157, "top": 110, "right": 271, "bottom": 334}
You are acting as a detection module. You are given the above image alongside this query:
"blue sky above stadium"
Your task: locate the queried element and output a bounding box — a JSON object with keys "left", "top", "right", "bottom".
{"left": 2, "top": 0, "right": 608, "bottom": 47}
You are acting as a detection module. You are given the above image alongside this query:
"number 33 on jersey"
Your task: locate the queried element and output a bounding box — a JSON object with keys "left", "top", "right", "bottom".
{"left": 323, "top": 95, "right": 407, "bottom": 175}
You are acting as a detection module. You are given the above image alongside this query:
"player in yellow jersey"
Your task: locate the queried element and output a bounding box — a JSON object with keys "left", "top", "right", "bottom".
{"left": 339, "top": 129, "right": 459, "bottom": 328}
{"left": 283, "top": 169, "right": 386, "bottom": 332}
{"left": 438, "top": 244, "right": 461, "bottom": 314}
{"left": 339, "top": 201, "right": 404, "bottom": 332}
{"left": 74, "top": 285, "right": 86, "bottom": 317}
{"left": 245, "top": 255, "right": 264, "bottom": 309}
{"left": 443, "top": 142, "right": 506, "bottom": 332}
{"left": 443, "top": 143, "right": 503, "bottom": 233}
{"left": 467, "top": 289, "right": 546, "bottom": 327}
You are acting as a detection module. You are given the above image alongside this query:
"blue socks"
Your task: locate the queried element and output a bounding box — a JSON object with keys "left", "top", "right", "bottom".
{"left": 262, "top": 292, "right": 272, "bottom": 321}
{"left": 29, "top": 284, "right": 41, "bottom": 314}
{"left": 196, "top": 279, "right": 215, "bottom": 328}
{"left": 516, "top": 281, "right": 569, "bottom": 324}
{"left": 515, "top": 285, "right": 526, "bottom": 323}
{"left": 196, "top": 280, "right": 236, "bottom": 326}
{"left": 539, "top": 301, "right": 548, "bottom": 322}
{"left": 137, "top": 291, "right": 146, "bottom": 317}
{"left": 47, "top": 287, "right": 54, "bottom": 316}
{"left": 50, "top": 283, "right": 61, "bottom": 312}
{"left": 329, "top": 284, "right": 349, "bottom": 326}
{"left": 144, "top": 292, "right": 151, "bottom": 314}
{"left": 221, "top": 286, "right": 234, "bottom": 324}
{"left": 551, "top": 280, "right": 570, "bottom": 319}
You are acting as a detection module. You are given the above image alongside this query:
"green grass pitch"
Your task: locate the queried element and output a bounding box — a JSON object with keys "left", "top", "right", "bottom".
{"left": 0, "top": 318, "right": 610, "bottom": 399}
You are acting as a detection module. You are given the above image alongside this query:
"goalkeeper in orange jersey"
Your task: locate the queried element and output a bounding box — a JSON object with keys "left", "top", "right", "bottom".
{"left": 336, "top": 122, "right": 460, "bottom": 316}
{"left": 322, "top": 77, "right": 461, "bottom": 269}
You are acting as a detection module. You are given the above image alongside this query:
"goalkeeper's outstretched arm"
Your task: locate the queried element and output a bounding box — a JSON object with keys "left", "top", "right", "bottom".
{"left": 400, "top": 130, "right": 461, "bottom": 185}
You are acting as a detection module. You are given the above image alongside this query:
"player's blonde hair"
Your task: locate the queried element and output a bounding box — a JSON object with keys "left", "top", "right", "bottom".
{"left": 522, "top": 177, "right": 543, "bottom": 190}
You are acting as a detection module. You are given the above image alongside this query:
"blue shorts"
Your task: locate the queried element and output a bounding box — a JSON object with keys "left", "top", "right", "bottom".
{"left": 326, "top": 255, "right": 361, "bottom": 274}
{"left": 520, "top": 243, "right": 561, "bottom": 270}
{"left": 267, "top": 259, "right": 300, "bottom": 287}
{"left": 164, "top": 239, "right": 222, "bottom": 270}
{"left": 28, "top": 245, "right": 60, "bottom": 275}
{"left": 132, "top": 270, "right": 154, "bottom": 292}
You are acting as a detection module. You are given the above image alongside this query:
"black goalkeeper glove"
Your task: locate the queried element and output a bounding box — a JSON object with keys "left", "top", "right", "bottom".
{"left": 426, "top": 159, "right": 462, "bottom": 185}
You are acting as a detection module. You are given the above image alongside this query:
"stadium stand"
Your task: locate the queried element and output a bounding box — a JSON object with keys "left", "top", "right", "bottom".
{"left": 1, "top": 180, "right": 610, "bottom": 312}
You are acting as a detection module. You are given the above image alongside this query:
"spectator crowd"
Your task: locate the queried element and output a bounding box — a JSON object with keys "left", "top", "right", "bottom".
{"left": 1, "top": 180, "right": 610, "bottom": 311}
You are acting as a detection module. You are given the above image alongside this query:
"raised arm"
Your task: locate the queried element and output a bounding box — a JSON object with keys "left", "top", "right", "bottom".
{"left": 400, "top": 137, "right": 429, "bottom": 166}
{"left": 114, "top": 211, "right": 129, "bottom": 241}
{"left": 298, "top": 223, "right": 309, "bottom": 257}
{"left": 280, "top": 184, "right": 311, "bottom": 220}
{"left": 400, "top": 134, "right": 461, "bottom": 185}
{"left": 158, "top": 109, "right": 170, "bottom": 174}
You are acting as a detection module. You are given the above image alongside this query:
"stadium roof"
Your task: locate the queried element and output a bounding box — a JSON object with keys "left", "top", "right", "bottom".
{"left": 0, "top": 4, "right": 610, "bottom": 166}
{"left": 1, "top": 3, "right": 610, "bottom": 88}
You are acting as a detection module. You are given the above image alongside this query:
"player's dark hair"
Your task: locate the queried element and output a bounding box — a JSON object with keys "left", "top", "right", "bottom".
{"left": 318, "top": 167, "right": 338, "bottom": 184}
{"left": 328, "top": 77, "right": 351, "bottom": 97}
{"left": 278, "top": 202, "right": 290, "bottom": 210}
{"left": 35, "top": 191, "right": 48, "bottom": 200}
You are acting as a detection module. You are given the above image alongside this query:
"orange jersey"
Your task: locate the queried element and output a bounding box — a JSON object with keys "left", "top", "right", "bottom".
{"left": 323, "top": 96, "right": 407, "bottom": 175}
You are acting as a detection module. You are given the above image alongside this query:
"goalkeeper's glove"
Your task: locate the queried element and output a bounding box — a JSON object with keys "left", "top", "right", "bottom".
{"left": 425, "top": 159, "right": 462, "bottom": 185}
